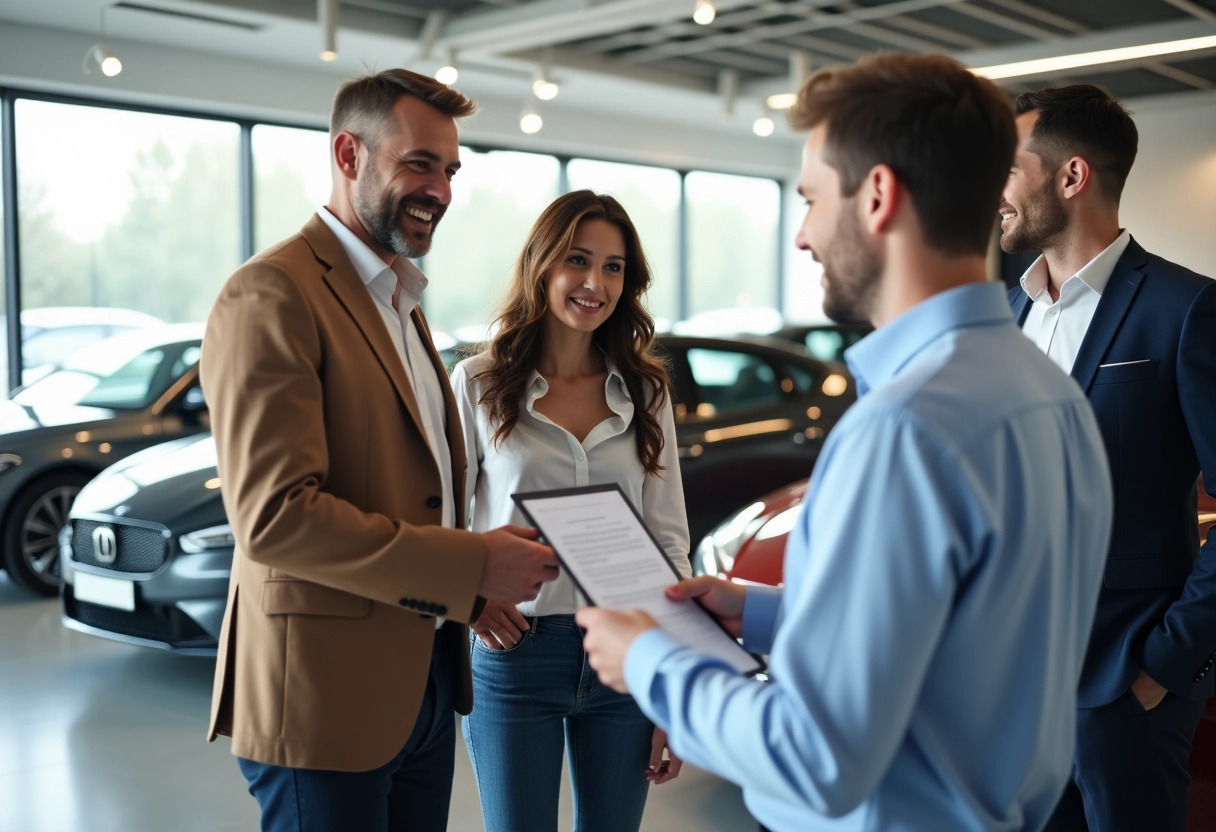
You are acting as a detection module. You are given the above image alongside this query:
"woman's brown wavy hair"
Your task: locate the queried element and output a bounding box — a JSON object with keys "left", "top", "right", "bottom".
{"left": 473, "top": 190, "right": 671, "bottom": 474}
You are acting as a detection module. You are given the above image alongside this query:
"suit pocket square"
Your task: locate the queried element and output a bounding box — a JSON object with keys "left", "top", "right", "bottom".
{"left": 1093, "top": 358, "right": 1158, "bottom": 384}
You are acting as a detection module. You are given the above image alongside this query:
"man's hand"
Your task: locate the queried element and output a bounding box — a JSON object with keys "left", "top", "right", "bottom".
{"left": 664, "top": 575, "right": 747, "bottom": 638}
{"left": 472, "top": 601, "right": 530, "bottom": 650}
{"left": 647, "top": 727, "right": 683, "bottom": 785}
{"left": 478, "top": 525, "right": 559, "bottom": 604}
{"left": 575, "top": 607, "right": 658, "bottom": 693}
{"left": 1130, "top": 669, "right": 1168, "bottom": 711}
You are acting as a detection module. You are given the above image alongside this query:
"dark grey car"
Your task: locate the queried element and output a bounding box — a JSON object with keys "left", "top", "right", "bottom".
{"left": 0, "top": 323, "right": 208, "bottom": 594}
{"left": 60, "top": 335, "right": 854, "bottom": 653}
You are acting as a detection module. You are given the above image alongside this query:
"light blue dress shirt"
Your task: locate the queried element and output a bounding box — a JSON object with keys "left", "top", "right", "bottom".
{"left": 624, "top": 282, "right": 1113, "bottom": 831}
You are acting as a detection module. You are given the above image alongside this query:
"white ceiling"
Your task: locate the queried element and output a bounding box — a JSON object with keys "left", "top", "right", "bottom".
{"left": 1, "top": 0, "right": 1214, "bottom": 174}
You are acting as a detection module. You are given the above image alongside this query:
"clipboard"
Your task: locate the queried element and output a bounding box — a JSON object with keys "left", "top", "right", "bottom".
{"left": 513, "top": 483, "right": 765, "bottom": 676}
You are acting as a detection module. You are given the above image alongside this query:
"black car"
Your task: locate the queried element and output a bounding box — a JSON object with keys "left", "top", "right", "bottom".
{"left": 60, "top": 335, "right": 854, "bottom": 653}
{"left": 0, "top": 323, "right": 208, "bottom": 595}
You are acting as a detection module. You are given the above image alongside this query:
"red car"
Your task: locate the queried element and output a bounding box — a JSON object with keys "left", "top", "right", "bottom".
{"left": 694, "top": 479, "right": 1216, "bottom": 829}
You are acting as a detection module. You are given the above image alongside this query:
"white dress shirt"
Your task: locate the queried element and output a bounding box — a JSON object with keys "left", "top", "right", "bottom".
{"left": 316, "top": 207, "right": 454, "bottom": 531}
{"left": 1018, "top": 229, "right": 1131, "bottom": 373}
{"left": 452, "top": 351, "right": 691, "bottom": 617}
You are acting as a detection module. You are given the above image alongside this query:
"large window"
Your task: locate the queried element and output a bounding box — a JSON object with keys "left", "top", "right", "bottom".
{"left": 422, "top": 148, "right": 560, "bottom": 342}
{"left": 0, "top": 93, "right": 791, "bottom": 380}
{"left": 252, "top": 125, "right": 331, "bottom": 253}
{"left": 684, "top": 171, "right": 780, "bottom": 329}
{"left": 566, "top": 159, "right": 680, "bottom": 327}
{"left": 15, "top": 100, "right": 241, "bottom": 330}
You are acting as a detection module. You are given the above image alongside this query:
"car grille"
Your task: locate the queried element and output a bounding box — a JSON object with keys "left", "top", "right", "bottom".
{"left": 70, "top": 519, "right": 170, "bottom": 574}
{"left": 64, "top": 593, "right": 212, "bottom": 646}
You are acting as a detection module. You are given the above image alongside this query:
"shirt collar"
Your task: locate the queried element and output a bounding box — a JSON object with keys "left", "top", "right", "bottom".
{"left": 316, "top": 207, "right": 429, "bottom": 308}
{"left": 845, "top": 282, "right": 1013, "bottom": 396}
{"left": 526, "top": 356, "right": 632, "bottom": 412}
{"left": 1018, "top": 229, "right": 1131, "bottom": 303}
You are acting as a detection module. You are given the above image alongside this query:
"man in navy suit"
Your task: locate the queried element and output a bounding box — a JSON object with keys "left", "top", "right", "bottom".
{"left": 1002, "top": 84, "right": 1216, "bottom": 832}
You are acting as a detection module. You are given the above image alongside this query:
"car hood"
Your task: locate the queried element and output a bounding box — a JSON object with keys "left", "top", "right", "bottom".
{"left": 0, "top": 398, "right": 116, "bottom": 435}
{"left": 71, "top": 433, "right": 225, "bottom": 531}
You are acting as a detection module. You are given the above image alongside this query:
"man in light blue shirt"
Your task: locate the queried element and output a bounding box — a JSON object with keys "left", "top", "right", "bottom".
{"left": 578, "top": 53, "right": 1113, "bottom": 832}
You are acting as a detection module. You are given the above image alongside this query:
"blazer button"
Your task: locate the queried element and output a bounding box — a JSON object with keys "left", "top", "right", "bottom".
{"left": 426, "top": 496, "right": 441, "bottom": 509}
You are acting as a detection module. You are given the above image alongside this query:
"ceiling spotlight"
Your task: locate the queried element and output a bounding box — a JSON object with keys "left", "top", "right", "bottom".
{"left": 436, "top": 50, "right": 459, "bottom": 85}
{"left": 753, "top": 112, "right": 775, "bottom": 138}
{"left": 83, "top": 43, "right": 123, "bottom": 77}
{"left": 765, "top": 93, "right": 797, "bottom": 109}
{"left": 520, "top": 105, "right": 543, "bottom": 135}
{"left": 533, "top": 48, "right": 559, "bottom": 100}
{"left": 693, "top": 0, "right": 716, "bottom": 25}
{"left": 319, "top": 0, "right": 338, "bottom": 61}
{"left": 532, "top": 77, "right": 559, "bottom": 100}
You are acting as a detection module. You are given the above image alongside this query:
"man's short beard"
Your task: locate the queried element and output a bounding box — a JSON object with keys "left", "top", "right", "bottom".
{"left": 822, "top": 202, "right": 881, "bottom": 328}
{"left": 356, "top": 189, "right": 435, "bottom": 259}
{"left": 353, "top": 156, "right": 439, "bottom": 258}
{"left": 999, "top": 176, "right": 1067, "bottom": 254}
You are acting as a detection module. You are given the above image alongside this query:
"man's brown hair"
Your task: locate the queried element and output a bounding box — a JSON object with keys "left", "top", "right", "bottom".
{"left": 788, "top": 53, "right": 1016, "bottom": 257}
{"left": 1014, "top": 84, "right": 1138, "bottom": 205}
{"left": 329, "top": 68, "right": 477, "bottom": 149}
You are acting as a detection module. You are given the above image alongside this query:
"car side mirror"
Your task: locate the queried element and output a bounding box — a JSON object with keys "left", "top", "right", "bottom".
{"left": 182, "top": 386, "right": 207, "bottom": 412}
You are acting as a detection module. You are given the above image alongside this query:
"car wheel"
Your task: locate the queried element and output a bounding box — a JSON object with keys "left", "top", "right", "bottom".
{"left": 2, "top": 470, "right": 93, "bottom": 596}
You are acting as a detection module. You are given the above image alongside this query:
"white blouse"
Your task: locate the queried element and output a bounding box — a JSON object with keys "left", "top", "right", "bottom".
{"left": 452, "top": 351, "right": 692, "bottom": 617}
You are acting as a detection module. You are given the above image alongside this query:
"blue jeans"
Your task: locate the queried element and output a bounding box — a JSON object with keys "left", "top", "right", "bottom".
{"left": 463, "top": 614, "right": 654, "bottom": 832}
{"left": 238, "top": 624, "right": 458, "bottom": 832}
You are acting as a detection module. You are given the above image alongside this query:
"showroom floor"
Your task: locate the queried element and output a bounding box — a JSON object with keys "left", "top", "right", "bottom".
{"left": 0, "top": 575, "right": 755, "bottom": 832}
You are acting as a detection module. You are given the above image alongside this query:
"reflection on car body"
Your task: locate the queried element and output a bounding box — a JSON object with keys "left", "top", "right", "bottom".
{"left": 1, "top": 306, "right": 165, "bottom": 390}
{"left": 0, "top": 323, "right": 207, "bottom": 594}
{"left": 59, "top": 334, "right": 856, "bottom": 653}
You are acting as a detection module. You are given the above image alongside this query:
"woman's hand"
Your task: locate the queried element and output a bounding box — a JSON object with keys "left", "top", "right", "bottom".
{"left": 646, "top": 727, "right": 683, "bottom": 784}
{"left": 472, "top": 601, "right": 530, "bottom": 649}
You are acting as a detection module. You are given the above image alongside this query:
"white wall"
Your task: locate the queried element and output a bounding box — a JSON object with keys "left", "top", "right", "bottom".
{"left": 779, "top": 89, "right": 1216, "bottom": 324}
{"left": 1120, "top": 90, "right": 1216, "bottom": 278}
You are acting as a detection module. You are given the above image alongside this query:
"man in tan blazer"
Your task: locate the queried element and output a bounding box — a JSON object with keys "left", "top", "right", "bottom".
{"left": 201, "top": 69, "right": 559, "bottom": 832}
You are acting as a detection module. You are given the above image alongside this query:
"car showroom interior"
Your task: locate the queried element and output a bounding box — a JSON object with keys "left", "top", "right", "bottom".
{"left": 1, "top": 1, "right": 1215, "bottom": 831}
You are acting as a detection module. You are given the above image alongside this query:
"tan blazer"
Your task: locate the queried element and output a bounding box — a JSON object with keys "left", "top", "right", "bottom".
{"left": 201, "top": 214, "right": 486, "bottom": 772}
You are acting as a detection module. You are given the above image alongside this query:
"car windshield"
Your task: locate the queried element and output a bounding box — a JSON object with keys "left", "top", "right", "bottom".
{"left": 12, "top": 340, "right": 176, "bottom": 410}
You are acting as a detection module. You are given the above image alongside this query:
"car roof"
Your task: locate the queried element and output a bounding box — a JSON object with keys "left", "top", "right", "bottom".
{"left": 17, "top": 307, "right": 166, "bottom": 329}
{"left": 657, "top": 332, "right": 827, "bottom": 359}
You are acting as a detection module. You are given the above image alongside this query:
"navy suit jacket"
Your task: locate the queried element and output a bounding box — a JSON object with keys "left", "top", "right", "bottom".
{"left": 1009, "top": 237, "right": 1216, "bottom": 708}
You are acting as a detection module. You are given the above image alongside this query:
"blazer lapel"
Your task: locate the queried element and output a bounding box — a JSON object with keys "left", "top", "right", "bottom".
{"left": 1071, "top": 238, "right": 1148, "bottom": 394}
{"left": 300, "top": 215, "right": 426, "bottom": 432}
{"left": 1009, "top": 286, "right": 1032, "bottom": 326}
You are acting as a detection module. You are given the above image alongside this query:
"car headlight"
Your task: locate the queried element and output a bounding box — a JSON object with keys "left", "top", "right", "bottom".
{"left": 179, "top": 524, "right": 235, "bottom": 553}
{"left": 693, "top": 501, "right": 767, "bottom": 577}
{"left": 0, "top": 453, "right": 23, "bottom": 474}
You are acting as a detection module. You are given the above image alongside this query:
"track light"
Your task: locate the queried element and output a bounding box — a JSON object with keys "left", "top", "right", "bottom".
{"left": 83, "top": 43, "right": 123, "bottom": 77}
{"left": 693, "top": 0, "right": 716, "bottom": 25}
{"left": 520, "top": 104, "right": 543, "bottom": 135}
{"left": 84, "top": 6, "right": 122, "bottom": 78}
{"left": 319, "top": 0, "right": 338, "bottom": 61}
{"left": 436, "top": 50, "right": 458, "bottom": 85}
{"left": 533, "top": 48, "right": 559, "bottom": 100}
{"left": 532, "top": 77, "right": 559, "bottom": 100}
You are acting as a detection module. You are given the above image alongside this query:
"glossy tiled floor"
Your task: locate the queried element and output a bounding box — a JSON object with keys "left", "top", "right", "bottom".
{"left": 0, "top": 575, "right": 754, "bottom": 832}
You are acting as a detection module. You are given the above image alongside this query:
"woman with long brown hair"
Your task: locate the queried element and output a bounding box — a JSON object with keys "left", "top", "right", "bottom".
{"left": 451, "top": 189, "right": 691, "bottom": 831}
